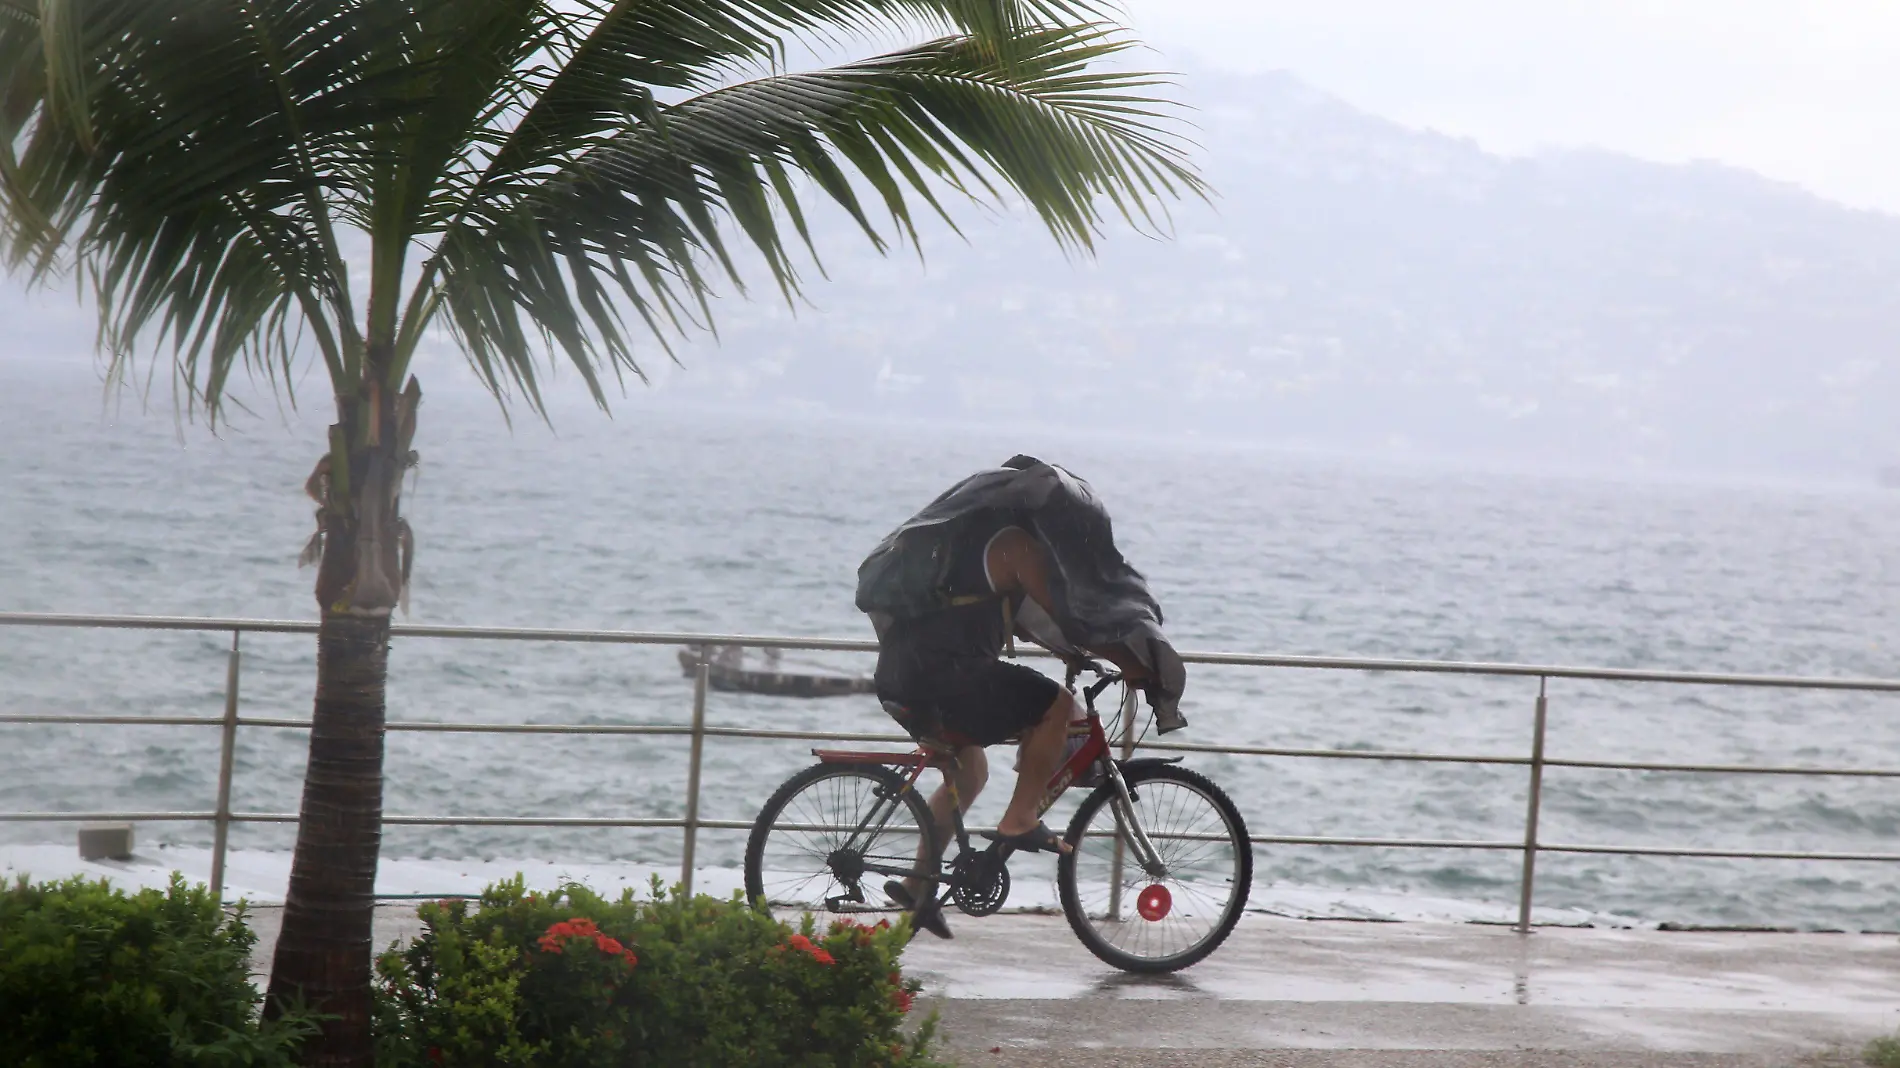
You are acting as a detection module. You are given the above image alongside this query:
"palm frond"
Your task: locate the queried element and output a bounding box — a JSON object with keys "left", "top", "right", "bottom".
{"left": 0, "top": 0, "right": 438, "bottom": 413}
{"left": 2, "top": 0, "right": 1202, "bottom": 423}
{"left": 545, "top": 0, "right": 1117, "bottom": 92}
{"left": 422, "top": 0, "right": 1120, "bottom": 256}
{"left": 0, "top": 6, "right": 53, "bottom": 256}
{"left": 423, "top": 22, "right": 1200, "bottom": 410}
{"left": 352, "top": 0, "right": 552, "bottom": 346}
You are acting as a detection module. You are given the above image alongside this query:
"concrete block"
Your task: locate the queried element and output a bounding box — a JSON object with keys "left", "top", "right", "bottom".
{"left": 78, "top": 823, "right": 134, "bottom": 861}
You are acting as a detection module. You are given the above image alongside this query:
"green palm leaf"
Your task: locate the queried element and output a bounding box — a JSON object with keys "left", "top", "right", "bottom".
{"left": 423, "top": 21, "right": 1199, "bottom": 405}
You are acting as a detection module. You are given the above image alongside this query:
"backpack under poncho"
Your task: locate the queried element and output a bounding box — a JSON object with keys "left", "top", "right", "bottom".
{"left": 855, "top": 455, "right": 1188, "bottom": 732}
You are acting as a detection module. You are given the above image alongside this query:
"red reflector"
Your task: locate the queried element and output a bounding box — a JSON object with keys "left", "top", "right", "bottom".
{"left": 1137, "top": 884, "right": 1171, "bottom": 922}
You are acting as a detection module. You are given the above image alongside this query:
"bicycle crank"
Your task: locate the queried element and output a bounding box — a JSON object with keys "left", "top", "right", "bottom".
{"left": 949, "top": 846, "right": 1011, "bottom": 917}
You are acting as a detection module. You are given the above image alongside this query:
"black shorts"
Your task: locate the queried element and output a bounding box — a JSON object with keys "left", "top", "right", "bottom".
{"left": 877, "top": 656, "right": 1062, "bottom": 747}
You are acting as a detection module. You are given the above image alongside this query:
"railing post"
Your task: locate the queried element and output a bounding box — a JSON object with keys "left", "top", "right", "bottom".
{"left": 210, "top": 630, "right": 241, "bottom": 902}
{"left": 1516, "top": 675, "right": 1549, "bottom": 934}
{"left": 1106, "top": 684, "right": 1139, "bottom": 922}
{"left": 680, "top": 653, "right": 711, "bottom": 898}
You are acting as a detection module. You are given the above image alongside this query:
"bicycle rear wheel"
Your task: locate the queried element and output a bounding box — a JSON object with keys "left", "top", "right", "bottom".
{"left": 1057, "top": 763, "right": 1252, "bottom": 972}
{"left": 744, "top": 762, "right": 937, "bottom": 916}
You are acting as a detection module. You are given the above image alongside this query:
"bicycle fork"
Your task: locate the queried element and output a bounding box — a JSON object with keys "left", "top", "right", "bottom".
{"left": 1103, "top": 759, "right": 1169, "bottom": 880}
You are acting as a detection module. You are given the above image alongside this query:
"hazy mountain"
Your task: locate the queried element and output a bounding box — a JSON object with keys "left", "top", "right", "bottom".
{"left": 649, "top": 69, "right": 1900, "bottom": 482}
{"left": 6, "top": 69, "right": 1899, "bottom": 481}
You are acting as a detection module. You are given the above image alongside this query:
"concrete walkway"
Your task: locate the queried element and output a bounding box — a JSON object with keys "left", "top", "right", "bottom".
{"left": 898, "top": 914, "right": 1896, "bottom": 1067}
{"left": 244, "top": 908, "right": 1896, "bottom": 1067}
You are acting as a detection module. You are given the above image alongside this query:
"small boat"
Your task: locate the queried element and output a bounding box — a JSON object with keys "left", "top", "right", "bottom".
{"left": 677, "top": 645, "right": 877, "bottom": 698}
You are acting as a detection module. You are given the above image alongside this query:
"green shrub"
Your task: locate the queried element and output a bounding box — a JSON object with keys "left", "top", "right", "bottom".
{"left": 373, "top": 877, "right": 945, "bottom": 1068}
{"left": 0, "top": 873, "right": 319, "bottom": 1067}
{"left": 1867, "top": 1034, "right": 1900, "bottom": 1067}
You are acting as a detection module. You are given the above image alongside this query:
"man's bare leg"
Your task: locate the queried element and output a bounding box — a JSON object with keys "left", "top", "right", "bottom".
{"left": 903, "top": 745, "right": 986, "bottom": 900}
{"left": 997, "top": 690, "right": 1076, "bottom": 853}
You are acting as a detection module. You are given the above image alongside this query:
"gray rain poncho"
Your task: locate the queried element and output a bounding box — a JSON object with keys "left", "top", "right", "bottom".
{"left": 855, "top": 455, "right": 1188, "bottom": 733}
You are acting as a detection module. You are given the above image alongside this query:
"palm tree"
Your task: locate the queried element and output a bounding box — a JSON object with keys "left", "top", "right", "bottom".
{"left": 0, "top": 1, "right": 1200, "bottom": 1063}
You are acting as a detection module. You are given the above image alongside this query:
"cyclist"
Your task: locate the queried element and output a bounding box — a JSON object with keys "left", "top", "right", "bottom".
{"left": 856, "top": 456, "right": 1185, "bottom": 938}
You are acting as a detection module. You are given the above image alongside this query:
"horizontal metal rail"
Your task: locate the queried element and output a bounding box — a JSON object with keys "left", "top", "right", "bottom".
{"left": 0, "top": 810, "right": 224, "bottom": 822}
{"left": 1539, "top": 842, "right": 1900, "bottom": 863}
{"left": 12, "top": 713, "right": 1900, "bottom": 779}
{"left": 7, "top": 611, "right": 1900, "bottom": 691}
{"left": 1543, "top": 756, "right": 1900, "bottom": 778}
{"left": 0, "top": 810, "right": 743, "bottom": 830}
{"left": 1148, "top": 739, "right": 1532, "bottom": 766}
{"left": 6, "top": 611, "right": 1900, "bottom": 928}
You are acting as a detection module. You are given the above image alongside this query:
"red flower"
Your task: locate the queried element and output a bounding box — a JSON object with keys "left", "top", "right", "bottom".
{"left": 426, "top": 1048, "right": 443, "bottom": 1064}
{"left": 783, "top": 933, "right": 834, "bottom": 965}
{"left": 538, "top": 917, "right": 612, "bottom": 955}
{"left": 891, "top": 987, "right": 915, "bottom": 1014}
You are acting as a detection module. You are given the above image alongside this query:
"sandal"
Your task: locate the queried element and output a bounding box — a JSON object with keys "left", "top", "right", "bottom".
{"left": 884, "top": 880, "right": 953, "bottom": 940}
{"left": 987, "top": 821, "right": 1072, "bottom": 855}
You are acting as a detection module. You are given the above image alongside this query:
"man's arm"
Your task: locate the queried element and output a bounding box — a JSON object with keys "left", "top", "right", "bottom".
{"left": 1088, "top": 644, "right": 1153, "bottom": 684}
{"left": 987, "top": 527, "right": 1150, "bottom": 683}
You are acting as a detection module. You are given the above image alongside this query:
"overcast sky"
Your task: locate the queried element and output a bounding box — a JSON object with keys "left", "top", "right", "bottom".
{"left": 1126, "top": 0, "right": 1900, "bottom": 215}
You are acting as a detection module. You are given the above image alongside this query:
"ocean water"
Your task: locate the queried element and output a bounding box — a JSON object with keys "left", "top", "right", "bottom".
{"left": 3, "top": 362, "right": 1900, "bottom": 930}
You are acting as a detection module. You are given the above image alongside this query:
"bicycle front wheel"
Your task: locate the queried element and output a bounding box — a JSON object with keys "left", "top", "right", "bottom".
{"left": 1057, "top": 762, "right": 1252, "bottom": 972}
{"left": 744, "top": 762, "right": 937, "bottom": 917}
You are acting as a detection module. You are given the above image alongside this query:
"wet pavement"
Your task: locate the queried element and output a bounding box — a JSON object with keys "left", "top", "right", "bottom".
{"left": 243, "top": 908, "right": 1897, "bottom": 1067}
{"left": 942, "top": 1052, "right": 1861, "bottom": 1067}
{"left": 899, "top": 914, "right": 1899, "bottom": 1065}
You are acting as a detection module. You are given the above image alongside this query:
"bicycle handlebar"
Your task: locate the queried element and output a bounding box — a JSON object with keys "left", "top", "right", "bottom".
{"left": 1062, "top": 656, "right": 1103, "bottom": 688}
{"left": 1062, "top": 656, "right": 1124, "bottom": 708}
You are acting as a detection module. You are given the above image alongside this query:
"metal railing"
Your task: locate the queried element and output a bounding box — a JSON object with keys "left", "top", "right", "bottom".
{"left": 5, "top": 610, "right": 1900, "bottom": 932}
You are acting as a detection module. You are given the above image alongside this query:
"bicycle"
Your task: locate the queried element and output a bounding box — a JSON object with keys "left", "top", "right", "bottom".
{"left": 743, "top": 662, "right": 1253, "bottom": 972}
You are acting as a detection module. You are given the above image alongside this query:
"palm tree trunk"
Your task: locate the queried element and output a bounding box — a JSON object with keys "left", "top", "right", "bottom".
{"left": 267, "top": 377, "right": 419, "bottom": 1067}
{"left": 265, "top": 610, "right": 389, "bottom": 1064}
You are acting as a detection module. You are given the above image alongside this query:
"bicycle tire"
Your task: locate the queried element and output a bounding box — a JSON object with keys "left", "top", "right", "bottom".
{"left": 1057, "top": 763, "right": 1252, "bottom": 972}
{"left": 744, "top": 762, "right": 938, "bottom": 917}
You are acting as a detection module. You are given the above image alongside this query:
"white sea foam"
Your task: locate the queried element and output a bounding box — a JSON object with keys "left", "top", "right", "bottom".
{"left": 0, "top": 843, "right": 1620, "bottom": 928}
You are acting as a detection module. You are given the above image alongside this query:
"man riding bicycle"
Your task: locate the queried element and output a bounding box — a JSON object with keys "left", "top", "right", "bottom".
{"left": 856, "top": 455, "right": 1186, "bottom": 938}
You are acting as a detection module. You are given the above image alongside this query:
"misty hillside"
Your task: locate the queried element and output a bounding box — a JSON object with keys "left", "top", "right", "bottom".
{"left": 650, "top": 69, "right": 1900, "bottom": 480}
